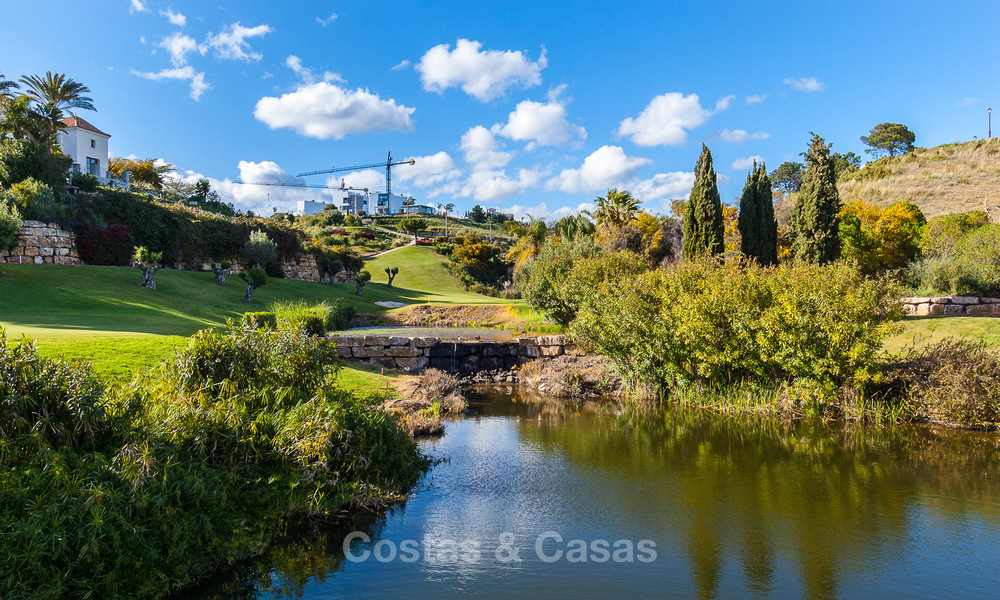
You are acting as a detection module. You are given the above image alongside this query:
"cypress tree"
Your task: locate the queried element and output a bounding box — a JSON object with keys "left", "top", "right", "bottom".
{"left": 682, "top": 144, "right": 724, "bottom": 260}
{"left": 738, "top": 161, "right": 778, "bottom": 265}
{"left": 790, "top": 134, "right": 841, "bottom": 264}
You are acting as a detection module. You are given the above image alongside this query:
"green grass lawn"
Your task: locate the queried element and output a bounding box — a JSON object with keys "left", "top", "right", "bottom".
{"left": 0, "top": 246, "right": 502, "bottom": 339}
{"left": 0, "top": 246, "right": 505, "bottom": 391}
{"left": 883, "top": 316, "right": 1000, "bottom": 353}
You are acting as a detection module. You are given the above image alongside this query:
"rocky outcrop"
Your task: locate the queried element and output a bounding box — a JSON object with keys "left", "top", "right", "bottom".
{"left": 332, "top": 334, "right": 579, "bottom": 373}
{"left": 0, "top": 220, "right": 81, "bottom": 265}
{"left": 901, "top": 296, "right": 1000, "bottom": 317}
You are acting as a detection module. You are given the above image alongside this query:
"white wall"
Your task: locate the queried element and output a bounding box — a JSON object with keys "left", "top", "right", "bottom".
{"left": 57, "top": 127, "right": 109, "bottom": 177}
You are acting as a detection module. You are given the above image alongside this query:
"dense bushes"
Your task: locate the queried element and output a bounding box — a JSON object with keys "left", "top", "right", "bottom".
{"left": 0, "top": 325, "right": 425, "bottom": 599}
{"left": 905, "top": 220, "right": 1000, "bottom": 296}
{"left": 895, "top": 339, "right": 1000, "bottom": 429}
{"left": 0, "top": 198, "right": 19, "bottom": 251}
{"left": 76, "top": 223, "right": 134, "bottom": 265}
{"left": 70, "top": 188, "right": 304, "bottom": 267}
{"left": 570, "top": 258, "right": 902, "bottom": 400}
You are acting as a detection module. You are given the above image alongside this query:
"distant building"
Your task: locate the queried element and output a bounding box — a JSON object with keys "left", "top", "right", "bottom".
{"left": 373, "top": 192, "right": 408, "bottom": 215}
{"left": 296, "top": 189, "right": 369, "bottom": 216}
{"left": 400, "top": 204, "right": 435, "bottom": 215}
{"left": 57, "top": 116, "right": 128, "bottom": 189}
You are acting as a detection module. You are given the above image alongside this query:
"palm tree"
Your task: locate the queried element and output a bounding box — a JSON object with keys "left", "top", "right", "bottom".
{"left": 0, "top": 72, "right": 19, "bottom": 100}
{"left": 19, "top": 71, "right": 96, "bottom": 140}
{"left": 438, "top": 202, "right": 455, "bottom": 238}
{"left": 553, "top": 213, "right": 596, "bottom": 241}
{"left": 505, "top": 217, "right": 548, "bottom": 269}
{"left": 20, "top": 71, "right": 96, "bottom": 114}
{"left": 594, "top": 188, "right": 640, "bottom": 230}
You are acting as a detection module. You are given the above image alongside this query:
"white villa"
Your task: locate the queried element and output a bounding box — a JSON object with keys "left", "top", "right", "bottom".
{"left": 57, "top": 115, "right": 128, "bottom": 189}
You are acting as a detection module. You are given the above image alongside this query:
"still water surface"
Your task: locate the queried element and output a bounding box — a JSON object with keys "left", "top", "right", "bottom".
{"left": 188, "top": 388, "right": 1000, "bottom": 599}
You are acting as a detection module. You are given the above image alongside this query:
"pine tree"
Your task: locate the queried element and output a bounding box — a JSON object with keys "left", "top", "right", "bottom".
{"left": 738, "top": 161, "right": 778, "bottom": 266}
{"left": 791, "top": 134, "right": 841, "bottom": 264}
{"left": 682, "top": 144, "right": 724, "bottom": 260}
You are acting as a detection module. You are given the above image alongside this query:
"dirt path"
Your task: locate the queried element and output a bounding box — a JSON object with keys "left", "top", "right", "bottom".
{"left": 363, "top": 238, "right": 415, "bottom": 259}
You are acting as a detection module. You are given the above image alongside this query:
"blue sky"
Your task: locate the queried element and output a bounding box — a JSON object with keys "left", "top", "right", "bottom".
{"left": 3, "top": 1, "right": 997, "bottom": 218}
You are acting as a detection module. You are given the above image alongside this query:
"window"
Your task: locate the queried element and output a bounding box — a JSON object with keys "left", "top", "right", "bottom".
{"left": 90, "top": 139, "right": 95, "bottom": 148}
{"left": 86, "top": 157, "right": 100, "bottom": 176}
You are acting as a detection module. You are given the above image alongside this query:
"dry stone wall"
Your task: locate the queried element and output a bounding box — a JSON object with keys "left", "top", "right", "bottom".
{"left": 332, "top": 334, "right": 578, "bottom": 373}
{"left": 0, "top": 220, "right": 81, "bottom": 265}
{"left": 901, "top": 296, "right": 1000, "bottom": 316}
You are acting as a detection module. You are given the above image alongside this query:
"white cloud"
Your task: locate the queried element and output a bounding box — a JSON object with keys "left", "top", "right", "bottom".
{"left": 783, "top": 77, "right": 826, "bottom": 92}
{"left": 632, "top": 171, "right": 695, "bottom": 202}
{"left": 616, "top": 92, "right": 729, "bottom": 147}
{"left": 395, "top": 152, "right": 462, "bottom": 189}
{"left": 731, "top": 155, "right": 765, "bottom": 170}
{"left": 498, "top": 99, "right": 586, "bottom": 146}
{"left": 746, "top": 94, "right": 767, "bottom": 105}
{"left": 316, "top": 12, "right": 338, "bottom": 26}
{"left": 460, "top": 167, "right": 546, "bottom": 203}
{"left": 712, "top": 129, "right": 771, "bottom": 143}
{"left": 956, "top": 97, "right": 979, "bottom": 107}
{"left": 550, "top": 145, "right": 652, "bottom": 194}
{"left": 339, "top": 170, "right": 385, "bottom": 194}
{"left": 416, "top": 38, "right": 547, "bottom": 102}
{"left": 502, "top": 201, "right": 596, "bottom": 222}
{"left": 460, "top": 125, "right": 513, "bottom": 170}
{"left": 255, "top": 82, "right": 415, "bottom": 139}
{"left": 205, "top": 23, "right": 273, "bottom": 62}
{"left": 158, "top": 32, "right": 202, "bottom": 66}
{"left": 161, "top": 8, "right": 186, "bottom": 27}
{"left": 285, "top": 55, "right": 344, "bottom": 84}
{"left": 129, "top": 0, "right": 148, "bottom": 14}
{"left": 391, "top": 59, "right": 411, "bottom": 71}
{"left": 131, "top": 66, "right": 211, "bottom": 101}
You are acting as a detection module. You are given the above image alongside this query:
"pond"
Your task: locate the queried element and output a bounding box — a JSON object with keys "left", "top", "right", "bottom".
{"left": 181, "top": 388, "right": 1000, "bottom": 599}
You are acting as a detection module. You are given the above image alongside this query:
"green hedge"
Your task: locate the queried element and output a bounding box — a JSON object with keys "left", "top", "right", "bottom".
{"left": 71, "top": 189, "right": 305, "bottom": 267}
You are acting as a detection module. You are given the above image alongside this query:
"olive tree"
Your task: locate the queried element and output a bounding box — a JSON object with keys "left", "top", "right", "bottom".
{"left": 385, "top": 266, "right": 399, "bottom": 287}
{"left": 134, "top": 246, "right": 162, "bottom": 289}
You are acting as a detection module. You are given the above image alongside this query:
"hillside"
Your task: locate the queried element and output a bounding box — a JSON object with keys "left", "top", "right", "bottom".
{"left": 838, "top": 137, "right": 1000, "bottom": 218}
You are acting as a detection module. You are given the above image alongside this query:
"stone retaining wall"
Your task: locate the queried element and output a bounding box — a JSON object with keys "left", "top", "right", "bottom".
{"left": 901, "top": 295, "right": 1000, "bottom": 316}
{"left": 333, "top": 334, "right": 578, "bottom": 373}
{"left": 226, "top": 255, "right": 322, "bottom": 283}
{"left": 0, "top": 220, "right": 81, "bottom": 265}
{"left": 2, "top": 220, "right": 322, "bottom": 282}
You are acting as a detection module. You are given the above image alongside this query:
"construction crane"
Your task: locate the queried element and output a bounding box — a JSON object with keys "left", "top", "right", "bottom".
{"left": 297, "top": 151, "right": 415, "bottom": 197}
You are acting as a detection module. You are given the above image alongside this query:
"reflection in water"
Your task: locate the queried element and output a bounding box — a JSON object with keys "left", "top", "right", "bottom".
{"left": 176, "top": 388, "right": 1000, "bottom": 599}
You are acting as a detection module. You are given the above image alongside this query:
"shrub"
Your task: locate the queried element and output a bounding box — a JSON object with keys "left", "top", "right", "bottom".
{"left": 0, "top": 177, "right": 62, "bottom": 222}
{"left": 950, "top": 224, "right": 1000, "bottom": 295}
{"left": 903, "top": 256, "right": 978, "bottom": 296}
{"left": 70, "top": 172, "right": 99, "bottom": 192}
{"left": 0, "top": 200, "right": 20, "bottom": 252}
{"left": 920, "top": 211, "right": 989, "bottom": 257}
{"left": 572, "top": 259, "right": 903, "bottom": 397}
{"left": 241, "top": 311, "right": 278, "bottom": 330}
{"left": 76, "top": 224, "right": 134, "bottom": 265}
{"left": 897, "top": 339, "right": 1000, "bottom": 429}
{"left": 270, "top": 300, "right": 351, "bottom": 336}
{"left": 839, "top": 200, "right": 925, "bottom": 275}
{"left": 0, "top": 326, "right": 426, "bottom": 599}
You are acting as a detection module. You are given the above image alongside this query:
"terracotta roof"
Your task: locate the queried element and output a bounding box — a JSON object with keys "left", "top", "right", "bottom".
{"left": 60, "top": 115, "right": 110, "bottom": 138}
